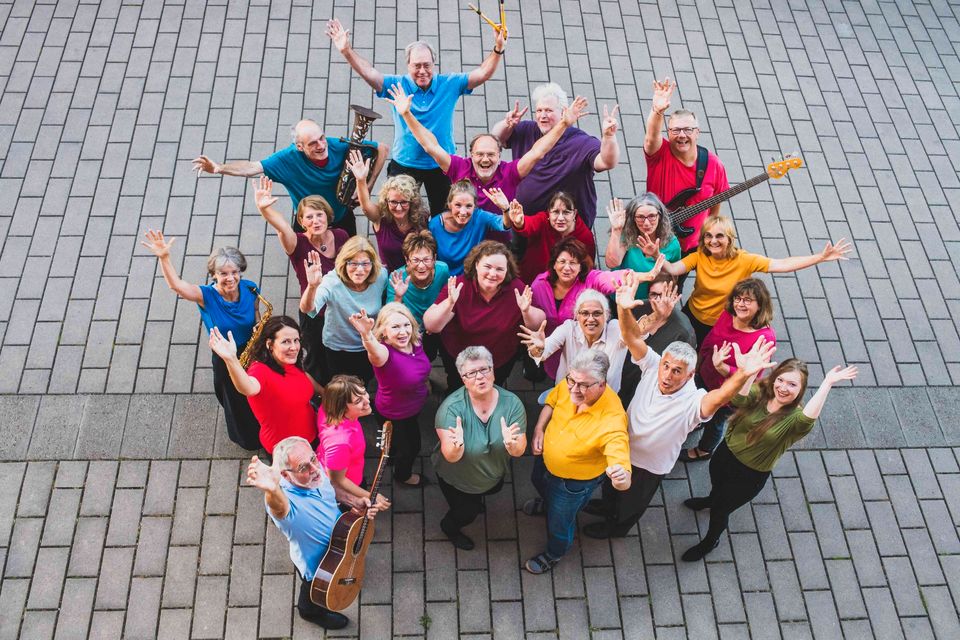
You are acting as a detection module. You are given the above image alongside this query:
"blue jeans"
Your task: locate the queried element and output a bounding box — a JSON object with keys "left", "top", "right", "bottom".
{"left": 531, "top": 457, "right": 603, "bottom": 559}
{"left": 697, "top": 405, "right": 733, "bottom": 453}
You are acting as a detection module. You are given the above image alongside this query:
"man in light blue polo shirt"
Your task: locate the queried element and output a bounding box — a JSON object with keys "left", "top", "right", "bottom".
{"left": 327, "top": 18, "right": 506, "bottom": 215}
{"left": 247, "top": 436, "right": 381, "bottom": 630}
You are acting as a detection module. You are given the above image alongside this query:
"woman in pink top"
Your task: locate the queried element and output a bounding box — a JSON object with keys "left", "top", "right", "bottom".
{"left": 529, "top": 237, "right": 631, "bottom": 379}
{"left": 348, "top": 303, "right": 431, "bottom": 488}
{"left": 317, "top": 375, "right": 391, "bottom": 511}
{"left": 680, "top": 278, "right": 777, "bottom": 463}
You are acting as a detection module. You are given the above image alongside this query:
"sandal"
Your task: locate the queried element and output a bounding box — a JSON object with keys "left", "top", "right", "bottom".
{"left": 524, "top": 552, "right": 559, "bottom": 574}
{"left": 678, "top": 447, "right": 712, "bottom": 463}
{"left": 522, "top": 497, "right": 546, "bottom": 516}
{"left": 399, "top": 474, "right": 431, "bottom": 488}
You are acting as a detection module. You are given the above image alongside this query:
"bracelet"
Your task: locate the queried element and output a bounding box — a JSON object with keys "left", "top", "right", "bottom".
{"left": 494, "top": 47, "right": 504, "bottom": 55}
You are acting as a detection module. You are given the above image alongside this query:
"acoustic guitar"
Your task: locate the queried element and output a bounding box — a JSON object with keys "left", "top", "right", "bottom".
{"left": 310, "top": 422, "right": 392, "bottom": 611}
{"left": 666, "top": 156, "right": 804, "bottom": 238}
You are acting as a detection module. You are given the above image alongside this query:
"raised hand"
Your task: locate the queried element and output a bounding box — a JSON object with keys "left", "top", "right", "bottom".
{"left": 494, "top": 22, "right": 508, "bottom": 47}
{"left": 192, "top": 155, "right": 220, "bottom": 176}
{"left": 638, "top": 254, "right": 666, "bottom": 282}
{"left": 347, "top": 308, "right": 376, "bottom": 338}
{"left": 732, "top": 335, "right": 777, "bottom": 378}
{"left": 482, "top": 187, "right": 510, "bottom": 212}
{"left": 304, "top": 250, "right": 324, "bottom": 286}
{"left": 601, "top": 104, "right": 620, "bottom": 138}
{"left": 140, "top": 229, "right": 175, "bottom": 259}
{"left": 561, "top": 96, "right": 589, "bottom": 126}
{"left": 500, "top": 416, "right": 522, "bottom": 448}
{"left": 325, "top": 18, "right": 351, "bottom": 53}
{"left": 445, "top": 276, "right": 463, "bottom": 308}
{"left": 346, "top": 149, "right": 370, "bottom": 181}
{"left": 615, "top": 271, "right": 644, "bottom": 309}
{"left": 246, "top": 455, "right": 281, "bottom": 493}
{"left": 650, "top": 281, "right": 680, "bottom": 319}
{"left": 514, "top": 285, "right": 534, "bottom": 313}
{"left": 636, "top": 232, "right": 660, "bottom": 258}
{"left": 712, "top": 341, "right": 733, "bottom": 370}
{"left": 504, "top": 100, "right": 529, "bottom": 128}
{"left": 824, "top": 364, "right": 858, "bottom": 386}
{"left": 390, "top": 270, "right": 410, "bottom": 299}
{"left": 651, "top": 77, "right": 676, "bottom": 115}
{"left": 448, "top": 416, "right": 464, "bottom": 449}
{"left": 517, "top": 320, "right": 547, "bottom": 352}
{"left": 253, "top": 175, "right": 278, "bottom": 210}
{"left": 209, "top": 326, "right": 239, "bottom": 360}
{"left": 507, "top": 199, "right": 524, "bottom": 227}
{"left": 820, "top": 238, "right": 852, "bottom": 263}
{"left": 385, "top": 83, "right": 413, "bottom": 116}
{"left": 607, "top": 198, "right": 626, "bottom": 233}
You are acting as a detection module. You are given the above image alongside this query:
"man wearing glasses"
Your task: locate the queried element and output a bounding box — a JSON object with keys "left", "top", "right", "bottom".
{"left": 246, "top": 437, "right": 380, "bottom": 630}
{"left": 644, "top": 77, "right": 730, "bottom": 255}
{"left": 522, "top": 349, "right": 632, "bottom": 574}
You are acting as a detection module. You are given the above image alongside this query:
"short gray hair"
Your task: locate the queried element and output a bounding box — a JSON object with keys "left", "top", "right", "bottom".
{"left": 574, "top": 289, "right": 610, "bottom": 319}
{"left": 456, "top": 345, "right": 494, "bottom": 373}
{"left": 206, "top": 246, "right": 247, "bottom": 278}
{"left": 405, "top": 40, "right": 436, "bottom": 63}
{"left": 568, "top": 348, "right": 610, "bottom": 383}
{"left": 272, "top": 436, "right": 313, "bottom": 471}
{"left": 289, "top": 119, "right": 322, "bottom": 144}
{"left": 531, "top": 82, "right": 569, "bottom": 109}
{"left": 669, "top": 109, "right": 699, "bottom": 126}
{"left": 662, "top": 341, "right": 698, "bottom": 372}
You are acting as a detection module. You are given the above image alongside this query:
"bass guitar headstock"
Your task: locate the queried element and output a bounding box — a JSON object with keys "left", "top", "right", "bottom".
{"left": 377, "top": 421, "right": 393, "bottom": 457}
{"left": 766, "top": 153, "right": 803, "bottom": 179}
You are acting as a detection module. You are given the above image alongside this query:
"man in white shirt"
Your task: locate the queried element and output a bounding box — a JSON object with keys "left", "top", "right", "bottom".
{"left": 583, "top": 273, "right": 775, "bottom": 539}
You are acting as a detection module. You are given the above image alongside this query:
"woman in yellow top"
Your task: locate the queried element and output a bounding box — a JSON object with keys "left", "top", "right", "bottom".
{"left": 661, "top": 214, "right": 851, "bottom": 345}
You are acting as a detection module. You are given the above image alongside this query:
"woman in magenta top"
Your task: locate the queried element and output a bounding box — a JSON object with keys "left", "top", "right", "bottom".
{"left": 316, "top": 375, "right": 391, "bottom": 511}
{"left": 349, "top": 156, "right": 427, "bottom": 272}
{"left": 680, "top": 278, "right": 777, "bottom": 463}
{"left": 508, "top": 192, "right": 597, "bottom": 284}
{"left": 529, "top": 237, "right": 631, "bottom": 379}
{"left": 207, "top": 315, "right": 322, "bottom": 455}
{"left": 348, "top": 302, "right": 431, "bottom": 488}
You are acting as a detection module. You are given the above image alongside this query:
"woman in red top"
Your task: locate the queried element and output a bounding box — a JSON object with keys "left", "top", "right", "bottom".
{"left": 507, "top": 192, "right": 596, "bottom": 283}
{"left": 208, "top": 316, "right": 322, "bottom": 456}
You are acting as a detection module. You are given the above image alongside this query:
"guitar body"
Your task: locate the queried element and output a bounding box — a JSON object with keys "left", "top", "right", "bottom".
{"left": 311, "top": 510, "right": 375, "bottom": 610}
{"left": 664, "top": 187, "right": 703, "bottom": 238}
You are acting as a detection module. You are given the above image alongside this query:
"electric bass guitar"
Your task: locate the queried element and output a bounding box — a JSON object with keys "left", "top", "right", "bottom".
{"left": 666, "top": 155, "right": 804, "bottom": 238}
{"left": 311, "top": 422, "right": 392, "bottom": 611}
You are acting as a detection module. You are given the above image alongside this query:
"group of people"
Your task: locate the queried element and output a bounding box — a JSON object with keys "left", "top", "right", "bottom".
{"left": 143, "top": 20, "right": 857, "bottom": 629}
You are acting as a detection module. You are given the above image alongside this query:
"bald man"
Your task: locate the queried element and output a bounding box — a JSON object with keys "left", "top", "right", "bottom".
{"left": 193, "top": 119, "right": 388, "bottom": 235}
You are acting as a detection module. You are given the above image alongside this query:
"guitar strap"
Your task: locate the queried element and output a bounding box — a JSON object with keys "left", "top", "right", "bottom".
{"left": 695, "top": 145, "right": 709, "bottom": 190}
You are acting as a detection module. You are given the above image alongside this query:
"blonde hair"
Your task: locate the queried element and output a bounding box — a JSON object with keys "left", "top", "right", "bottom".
{"left": 376, "top": 174, "right": 427, "bottom": 229}
{"left": 698, "top": 214, "right": 740, "bottom": 260}
{"left": 334, "top": 236, "right": 382, "bottom": 285}
{"left": 373, "top": 302, "right": 422, "bottom": 346}
{"left": 296, "top": 195, "right": 334, "bottom": 228}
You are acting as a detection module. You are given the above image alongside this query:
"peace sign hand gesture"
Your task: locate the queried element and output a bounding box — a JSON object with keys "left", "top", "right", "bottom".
{"left": 601, "top": 104, "right": 620, "bottom": 138}
{"left": 504, "top": 101, "right": 529, "bottom": 128}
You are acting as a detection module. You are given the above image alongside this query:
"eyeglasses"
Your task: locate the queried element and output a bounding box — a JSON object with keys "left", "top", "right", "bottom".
{"left": 346, "top": 261, "right": 373, "bottom": 269}
{"left": 549, "top": 209, "right": 575, "bottom": 218}
{"left": 288, "top": 453, "right": 320, "bottom": 474}
{"left": 733, "top": 296, "right": 756, "bottom": 305}
{"left": 577, "top": 310, "right": 605, "bottom": 319}
{"left": 408, "top": 256, "right": 435, "bottom": 266}
{"left": 565, "top": 375, "right": 601, "bottom": 391}
{"left": 387, "top": 200, "right": 411, "bottom": 208}
{"left": 555, "top": 259, "right": 580, "bottom": 268}
{"left": 460, "top": 366, "right": 493, "bottom": 380}
{"left": 635, "top": 213, "right": 660, "bottom": 222}
{"left": 668, "top": 127, "right": 698, "bottom": 136}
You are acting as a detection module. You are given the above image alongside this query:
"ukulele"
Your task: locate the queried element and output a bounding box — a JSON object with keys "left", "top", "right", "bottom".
{"left": 310, "top": 422, "right": 392, "bottom": 611}
{"left": 666, "top": 156, "right": 804, "bottom": 238}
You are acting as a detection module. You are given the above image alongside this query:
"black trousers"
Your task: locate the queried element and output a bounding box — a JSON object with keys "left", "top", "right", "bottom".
{"left": 374, "top": 411, "right": 421, "bottom": 483}
{"left": 598, "top": 464, "right": 664, "bottom": 535}
{"left": 682, "top": 301, "right": 713, "bottom": 349}
{"left": 387, "top": 160, "right": 450, "bottom": 216}
{"left": 298, "top": 576, "right": 339, "bottom": 618}
{"left": 422, "top": 332, "right": 441, "bottom": 362}
{"left": 700, "top": 441, "right": 771, "bottom": 544}
{"left": 438, "top": 344, "right": 518, "bottom": 392}
{"left": 437, "top": 475, "right": 504, "bottom": 531}
{"left": 299, "top": 311, "right": 328, "bottom": 384}
{"left": 321, "top": 347, "right": 374, "bottom": 385}
{"left": 211, "top": 353, "right": 261, "bottom": 450}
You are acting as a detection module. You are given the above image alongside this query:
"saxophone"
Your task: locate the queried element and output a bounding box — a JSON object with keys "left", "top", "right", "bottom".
{"left": 239, "top": 286, "right": 273, "bottom": 368}
{"left": 335, "top": 104, "right": 382, "bottom": 205}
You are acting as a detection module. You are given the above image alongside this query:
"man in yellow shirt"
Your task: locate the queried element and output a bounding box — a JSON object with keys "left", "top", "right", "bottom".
{"left": 524, "top": 349, "right": 632, "bottom": 574}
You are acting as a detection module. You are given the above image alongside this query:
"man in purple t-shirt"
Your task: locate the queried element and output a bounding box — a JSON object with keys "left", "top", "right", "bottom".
{"left": 491, "top": 83, "right": 621, "bottom": 228}
{"left": 382, "top": 84, "right": 590, "bottom": 215}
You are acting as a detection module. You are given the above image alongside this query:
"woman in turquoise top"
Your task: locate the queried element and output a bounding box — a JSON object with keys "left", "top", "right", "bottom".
{"left": 604, "top": 193, "right": 681, "bottom": 300}
{"left": 682, "top": 352, "right": 858, "bottom": 562}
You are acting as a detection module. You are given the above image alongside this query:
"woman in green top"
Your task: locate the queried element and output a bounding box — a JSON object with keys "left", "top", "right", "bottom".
{"left": 432, "top": 346, "right": 527, "bottom": 551}
{"left": 604, "top": 193, "right": 681, "bottom": 300}
{"left": 681, "top": 355, "right": 858, "bottom": 562}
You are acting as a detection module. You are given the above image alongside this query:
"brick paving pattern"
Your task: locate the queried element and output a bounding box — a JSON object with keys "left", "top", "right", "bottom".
{"left": 1, "top": 0, "right": 959, "bottom": 637}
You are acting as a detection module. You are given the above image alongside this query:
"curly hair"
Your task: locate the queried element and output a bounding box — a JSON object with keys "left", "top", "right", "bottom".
{"left": 622, "top": 193, "right": 675, "bottom": 249}
{"left": 463, "top": 240, "right": 518, "bottom": 284}
{"left": 248, "top": 315, "right": 303, "bottom": 375}
{"left": 376, "top": 174, "right": 427, "bottom": 229}
{"left": 725, "top": 278, "right": 774, "bottom": 329}
{"left": 728, "top": 359, "right": 809, "bottom": 447}
{"left": 546, "top": 237, "right": 594, "bottom": 285}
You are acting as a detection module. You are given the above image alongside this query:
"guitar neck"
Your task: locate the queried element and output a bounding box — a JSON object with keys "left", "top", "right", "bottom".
{"left": 354, "top": 450, "right": 388, "bottom": 542}
{"left": 671, "top": 172, "right": 771, "bottom": 224}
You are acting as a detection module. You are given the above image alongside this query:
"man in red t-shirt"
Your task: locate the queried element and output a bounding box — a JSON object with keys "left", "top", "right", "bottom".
{"left": 643, "top": 78, "right": 729, "bottom": 255}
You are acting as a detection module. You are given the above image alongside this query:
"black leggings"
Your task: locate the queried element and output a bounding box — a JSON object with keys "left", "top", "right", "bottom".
{"left": 700, "top": 441, "right": 771, "bottom": 544}
{"left": 321, "top": 347, "right": 374, "bottom": 385}
{"left": 211, "top": 353, "right": 261, "bottom": 450}
{"left": 299, "top": 311, "right": 328, "bottom": 384}
{"left": 374, "top": 411, "right": 422, "bottom": 483}
{"left": 682, "top": 301, "right": 713, "bottom": 348}
{"left": 599, "top": 465, "right": 664, "bottom": 535}
{"left": 437, "top": 475, "right": 504, "bottom": 532}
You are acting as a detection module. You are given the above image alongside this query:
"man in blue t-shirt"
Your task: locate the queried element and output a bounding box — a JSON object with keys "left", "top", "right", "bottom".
{"left": 192, "top": 119, "right": 388, "bottom": 235}
{"left": 247, "top": 437, "right": 381, "bottom": 630}
{"left": 326, "top": 18, "right": 506, "bottom": 215}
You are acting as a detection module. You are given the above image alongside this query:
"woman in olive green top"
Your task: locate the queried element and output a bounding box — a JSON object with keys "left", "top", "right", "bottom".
{"left": 432, "top": 346, "right": 527, "bottom": 550}
{"left": 681, "top": 357, "right": 858, "bottom": 562}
